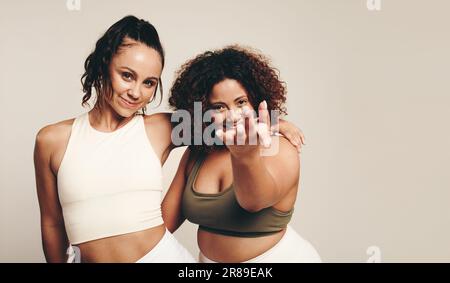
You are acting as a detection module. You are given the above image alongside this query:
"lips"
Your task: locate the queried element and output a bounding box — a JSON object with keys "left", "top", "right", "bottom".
{"left": 119, "top": 97, "right": 140, "bottom": 109}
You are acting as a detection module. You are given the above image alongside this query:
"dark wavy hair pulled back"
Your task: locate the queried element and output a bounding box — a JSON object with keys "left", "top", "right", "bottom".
{"left": 81, "top": 15, "right": 165, "bottom": 113}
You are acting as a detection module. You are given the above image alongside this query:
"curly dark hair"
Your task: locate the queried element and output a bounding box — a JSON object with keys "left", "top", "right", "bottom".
{"left": 169, "top": 45, "right": 287, "bottom": 153}
{"left": 81, "top": 15, "right": 165, "bottom": 113}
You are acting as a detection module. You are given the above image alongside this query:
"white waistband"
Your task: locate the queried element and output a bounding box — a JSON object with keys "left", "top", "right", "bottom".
{"left": 198, "top": 226, "right": 322, "bottom": 263}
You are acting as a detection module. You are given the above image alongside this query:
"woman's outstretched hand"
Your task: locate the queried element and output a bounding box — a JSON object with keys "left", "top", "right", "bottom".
{"left": 213, "top": 101, "right": 273, "bottom": 157}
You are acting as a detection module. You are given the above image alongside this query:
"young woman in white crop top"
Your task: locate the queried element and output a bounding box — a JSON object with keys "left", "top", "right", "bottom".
{"left": 33, "top": 16, "right": 305, "bottom": 263}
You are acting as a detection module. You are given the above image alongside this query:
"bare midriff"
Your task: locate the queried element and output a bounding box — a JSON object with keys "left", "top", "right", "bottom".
{"left": 197, "top": 227, "right": 286, "bottom": 262}
{"left": 76, "top": 224, "right": 166, "bottom": 263}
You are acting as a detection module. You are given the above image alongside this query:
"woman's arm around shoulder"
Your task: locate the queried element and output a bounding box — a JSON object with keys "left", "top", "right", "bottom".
{"left": 161, "top": 147, "right": 193, "bottom": 233}
{"left": 34, "top": 120, "right": 73, "bottom": 262}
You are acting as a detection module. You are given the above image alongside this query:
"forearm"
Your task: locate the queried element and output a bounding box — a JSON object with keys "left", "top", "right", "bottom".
{"left": 41, "top": 224, "right": 69, "bottom": 263}
{"left": 162, "top": 198, "right": 186, "bottom": 233}
{"left": 162, "top": 147, "right": 190, "bottom": 233}
{"left": 231, "top": 150, "right": 280, "bottom": 212}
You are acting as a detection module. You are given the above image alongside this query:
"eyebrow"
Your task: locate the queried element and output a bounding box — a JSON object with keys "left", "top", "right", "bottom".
{"left": 120, "top": 66, "right": 159, "bottom": 81}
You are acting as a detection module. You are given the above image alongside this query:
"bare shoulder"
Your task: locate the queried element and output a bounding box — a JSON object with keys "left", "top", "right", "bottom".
{"left": 143, "top": 112, "right": 173, "bottom": 144}
{"left": 262, "top": 136, "right": 300, "bottom": 164}
{"left": 143, "top": 112, "right": 172, "bottom": 129}
{"left": 142, "top": 113, "right": 175, "bottom": 163}
{"left": 36, "top": 119, "right": 74, "bottom": 145}
{"left": 35, "top": 118, "right": 75, "bottom": 158}
{"left": 260, "top": 136, "right": 300, "bottom": 183}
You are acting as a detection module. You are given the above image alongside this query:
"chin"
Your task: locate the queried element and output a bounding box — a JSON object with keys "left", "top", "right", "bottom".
{"left": 110, "top": 98, "right": 141, "bottom": 118}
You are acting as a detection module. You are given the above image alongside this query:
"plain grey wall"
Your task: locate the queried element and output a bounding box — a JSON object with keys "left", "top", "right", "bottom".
{"left": 1, "top": 0, "right": 449, "bottom": 262}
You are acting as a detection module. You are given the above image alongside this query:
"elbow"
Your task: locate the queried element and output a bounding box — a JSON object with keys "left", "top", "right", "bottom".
{"left": 166, "top": 223, "right": 177, "bottom": 234}
{"left": 162, "top": 213, "right": 178, "bottom": 233}
{"left": 162, "top": 217, "right": 175, "bottom": 233}
{"left": 163, "top": 215, "right": 184, "bottom": 234}
{"left": 237, "top": 199, "right": 266, "bottom": 213}
{"left": 236, "top": 191, "right": 281, "bottom": 213}
{"left": 243, "top": 205, "right": 265, "bottom": 213}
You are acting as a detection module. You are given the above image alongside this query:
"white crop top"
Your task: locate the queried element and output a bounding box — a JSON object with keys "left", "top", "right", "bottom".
{"left": 57, "top": 112, "right": 164, "bottom": 244}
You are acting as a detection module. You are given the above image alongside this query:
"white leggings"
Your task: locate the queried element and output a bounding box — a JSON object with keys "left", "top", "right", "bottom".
{"left": 66, "top": 229, "right": 196, "bottom": 263}
{"left": 136, "top": 229, "right": 196, "bottom": 263}
{"left": 198, "top": 226, "right": 322, "bottom": 263}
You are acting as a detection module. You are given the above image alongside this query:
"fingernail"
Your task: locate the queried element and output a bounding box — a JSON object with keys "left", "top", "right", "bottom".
{"left": 262, "top": 100, "right": 267, "bottom": 108}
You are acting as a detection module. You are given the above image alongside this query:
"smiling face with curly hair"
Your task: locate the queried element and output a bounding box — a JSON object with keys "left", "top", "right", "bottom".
{"left": 209, "top": 78, "right": 252, "bottom": 124}
{"left": 169, "top": 45, "right": 288, "bottom": 152}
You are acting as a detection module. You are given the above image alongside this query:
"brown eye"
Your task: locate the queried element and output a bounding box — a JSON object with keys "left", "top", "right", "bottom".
{"left": 212, "top": 105, "right": 226, "bottom": 112}
{"left": 238, "top": 99, "right": 248, "bottom": 106}
{"left": 144, "top": 80, "right": 156, "bottom": 88}
{"left": 122, "top": 72, "right": 133, "bottom": 81}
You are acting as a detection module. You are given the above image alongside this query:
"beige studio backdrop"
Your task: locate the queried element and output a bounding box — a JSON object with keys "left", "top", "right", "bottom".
{"left": 0, "top": 0, "right": 449, "bottom": 262}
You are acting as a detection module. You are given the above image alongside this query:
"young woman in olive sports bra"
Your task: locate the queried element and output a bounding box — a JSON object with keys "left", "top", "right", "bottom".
{"left": 163, "top": 46, "right": 321, "bottom": 263}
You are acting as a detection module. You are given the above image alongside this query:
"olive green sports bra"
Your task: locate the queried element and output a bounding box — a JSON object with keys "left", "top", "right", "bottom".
{"left": 182, "top": 151, "right": 293, "bottom": 237}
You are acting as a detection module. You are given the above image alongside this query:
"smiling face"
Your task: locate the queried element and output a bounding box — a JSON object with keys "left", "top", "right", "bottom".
{"left": 106, "top": 38, "right": 163, "bottom": 117}
{"left": 209, "top": 79, "right": 255, "bottom": 124}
